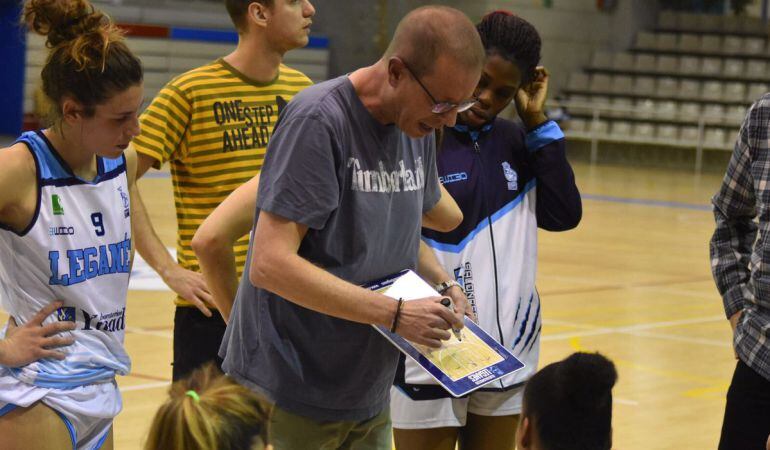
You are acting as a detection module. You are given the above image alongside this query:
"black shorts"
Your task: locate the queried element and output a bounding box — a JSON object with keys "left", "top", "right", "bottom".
{"left": 172, "top": 306, "right": 226, "bottom": 381}
{"left": 718, "top": 360, "right": 770, "bottom": 450}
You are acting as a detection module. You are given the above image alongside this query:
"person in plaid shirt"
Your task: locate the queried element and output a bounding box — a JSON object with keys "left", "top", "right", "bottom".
{"left": 710, "top": 95, "right": 770, "bottom": 450}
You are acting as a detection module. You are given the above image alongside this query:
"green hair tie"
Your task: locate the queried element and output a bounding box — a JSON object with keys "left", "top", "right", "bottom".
{"left": 185, "top": 390, "right": 200, "bottom": 403}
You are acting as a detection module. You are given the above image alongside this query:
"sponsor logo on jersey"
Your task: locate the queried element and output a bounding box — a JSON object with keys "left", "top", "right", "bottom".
{"left": 117, "top": 186, "right": 130, "bottom": 218}
{"left": 52, "top": 194, "right": 64, "bottom": 215}
{"left": 49, "top": 226, "right": 75, "bottom": 236}
{"left": 454, "top": 262, "right": 477, "bottom": 318}
{"left": 440, "top": 172, "right": 468, "bottom": 185}
{"left": 56, "top": 306, "right": 126, "bottom": 332}
{"left": 502, "top": 162, "right": 517, "bottom": 191}
{"left": 82, "top": 307, "right": 125, "bottom": 332}
{"left": 56, "top": 306, "right": 76, "bottom": 322}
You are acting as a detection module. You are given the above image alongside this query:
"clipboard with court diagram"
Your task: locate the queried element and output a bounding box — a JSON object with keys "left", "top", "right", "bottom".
{"left": 365, "top": 269, "right": 525, "bottom": 397}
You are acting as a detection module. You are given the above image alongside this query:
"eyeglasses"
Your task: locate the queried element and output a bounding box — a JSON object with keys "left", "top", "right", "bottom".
{"left": 400, "top": 59, "right": 477, "bottom": 114}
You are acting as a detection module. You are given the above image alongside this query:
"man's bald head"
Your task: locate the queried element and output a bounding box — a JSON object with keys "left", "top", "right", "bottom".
{"left": 384, "top": 5, "right": 484, "bottom": 78}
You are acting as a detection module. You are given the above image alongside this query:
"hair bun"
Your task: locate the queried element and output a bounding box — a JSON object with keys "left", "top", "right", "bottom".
{"left": 24, "top": 0, "right": 106, "bottom": 48}
{"left": 558, "top": 352, "right": 618, "bottom": 408}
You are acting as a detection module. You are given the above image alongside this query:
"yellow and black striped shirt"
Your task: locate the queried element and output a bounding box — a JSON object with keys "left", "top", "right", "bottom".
{"left": 133, "top": 58, "right": 312, "bottom": 307}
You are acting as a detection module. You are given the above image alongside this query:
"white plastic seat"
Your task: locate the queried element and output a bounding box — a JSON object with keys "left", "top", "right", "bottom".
{"left": 722, "top": 59, "right": 745, "bottom": 78}
{"left": 610, "top": 75, "right": 634, "bottom": 94}
{"left": 610, "top": 120, "right": 632, "bottom": 137}
{"left": 567, "top": 72, "right": 590, "bottom": 91}
{"left": 746, "top": 83, "right": 769, "bottom": 103}
{"left": 701, "top": 81, "right": 723, "bottom": 101}
{"left": 726, "top": 105, "right": 748, "bottom": 126}
{"left": 658, "top": 77, "right": 680, "bottom": 98}
{"left": 678, "top": 79, "right": 701, "bottom": 99}
{"left": 591, "top": 50, "right": 614, "bottom": 70}
{"left": 612, "top": 52, "right": 636, "bottom": 71}
{"left": 703, "top": 104, "right": 725, "bottom": 122}
{"left": 568, "top": 118, "right": 587, "bottom": 133}
{"left": 589, "top": 74, "right": 612, "bottom": 93}
{"left": 701, "top": 57, "right": 722, "bottom": 76}
{"left": 679, "top": 102, "right": 701, "bottom": 118}
{"left": 746, "top": 60, "right": 766, "bottom": 79}
{"left": 658, "top": 100, "right": 678, "bottom": 119}
{"left": 634, "top": 76, "right": 656, "bottom": 96}
{"left": 589, "top": 119, "right": 610, "bottom": 135}
{"left": 680, "top": 126, "right": 700, "bottom": 143}
{"left": 723, "top": 36, "right": 744, "bottom": 55}
{"left": 679, "top": 56, "right": 700, "bottom": 75}
{"left": 656, "top": 55, "right": 679, "bottom": 74}
{"left": 657, "top": 125, "right": 679, "bottom": 143}
{"left": 609, "top": 97, "right": 633, "bottom": 118}
{"left": 704, "top": 128, "right": 726, "bottom": 148}
{"left": 655, "top": 33, "right": 678, "bottom": 51}
{"left": 634, "top": 54, "right": 656, "bottom": 73}
{"left": 678, "top": 34, "right": 701, "bottom": 53}
{"left": 633, "top": 122, "right": 656, "bottom": 140}
{"left": 700, "top": 35, "right": 722, "bottom": 53}
{"left": 745, "top": 38, "right": 765, "bottom": 55}
{"left": 635, "top": 31, "right": 657, "bottom": 49}
{"left": 635, "top": 98, "right": 656, "bottom": 120}
{"left": 723, "top": 82, "right": 746, "bottom": 102}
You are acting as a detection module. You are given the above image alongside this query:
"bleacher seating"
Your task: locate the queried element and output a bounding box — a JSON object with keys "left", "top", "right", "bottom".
{"left": 562, "top": 11, "right": 770, "bottom": 158}
{"left": 23, "top": 26, "right": 329, "bottom": 120}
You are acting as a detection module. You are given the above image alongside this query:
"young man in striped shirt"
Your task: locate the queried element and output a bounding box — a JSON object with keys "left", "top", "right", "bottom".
{"left": 128, "top": 0, "right": 315, "bottom": 381}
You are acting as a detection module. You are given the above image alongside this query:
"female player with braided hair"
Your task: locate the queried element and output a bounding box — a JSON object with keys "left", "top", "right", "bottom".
{"left": 391, "top": 11, "right": 581, "bottom": 450}
{"left": 0, "top": 0, "right": 143, "bottom": 448}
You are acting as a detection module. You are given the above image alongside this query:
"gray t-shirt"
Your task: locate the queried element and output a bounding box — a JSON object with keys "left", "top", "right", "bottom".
{"left": 220, "top": 75, "right": 441, "bottom": 422}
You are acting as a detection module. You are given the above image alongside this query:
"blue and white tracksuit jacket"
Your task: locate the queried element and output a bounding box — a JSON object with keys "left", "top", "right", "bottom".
{"left": 395, "top": 118, "right": 582, "bottom": 399}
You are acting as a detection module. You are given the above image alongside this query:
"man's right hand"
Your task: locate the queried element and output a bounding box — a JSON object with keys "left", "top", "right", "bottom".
{"left": 394, "top": 296, "right": 464, "bottom": 348}
{"left": 0, "top": 301, "right": 76, "bottom": 368}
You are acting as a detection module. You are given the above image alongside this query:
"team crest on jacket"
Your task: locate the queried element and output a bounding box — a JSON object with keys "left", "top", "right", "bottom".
{"left": 502, "top": 162, "right": 517, "bottom": 191}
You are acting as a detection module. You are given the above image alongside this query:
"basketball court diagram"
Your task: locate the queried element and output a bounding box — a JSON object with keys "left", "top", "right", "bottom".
{"left": 415, "top": 329, "right": 504, "bottom": 381}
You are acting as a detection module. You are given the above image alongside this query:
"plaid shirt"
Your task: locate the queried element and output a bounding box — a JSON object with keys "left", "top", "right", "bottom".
{"left": 711, "top": 94, "right": 770, "bottom": 381}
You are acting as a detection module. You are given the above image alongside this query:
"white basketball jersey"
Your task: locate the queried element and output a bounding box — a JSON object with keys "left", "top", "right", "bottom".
{"left": 0, "top": 131, "right": 131, "bottom": 388}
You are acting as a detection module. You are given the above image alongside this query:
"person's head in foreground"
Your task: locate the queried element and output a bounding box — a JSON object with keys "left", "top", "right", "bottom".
{"left": 517, "top": 352, "right": 618, "bottom": 450}
{"left": 145, "top": 364, "right": 271, "bottom": 450}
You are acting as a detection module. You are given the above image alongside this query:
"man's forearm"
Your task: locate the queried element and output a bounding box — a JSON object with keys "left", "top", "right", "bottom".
{"left": 197, "top": 245, "right": 238, "bottom": 322}
{"left": 416, "top": 240, "right": 451, "bottom": 286}
{"left": 251, "top": 250, "right": 397, "bottom": 329}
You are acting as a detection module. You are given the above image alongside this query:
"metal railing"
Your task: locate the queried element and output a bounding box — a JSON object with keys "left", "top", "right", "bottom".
{"left": 559, "top": 100, "right": 742, "bottom": 171}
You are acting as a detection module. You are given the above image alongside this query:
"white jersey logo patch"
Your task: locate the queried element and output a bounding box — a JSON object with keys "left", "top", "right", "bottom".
{"left": 502, "top": 161, "right": 517, "bottom": 191}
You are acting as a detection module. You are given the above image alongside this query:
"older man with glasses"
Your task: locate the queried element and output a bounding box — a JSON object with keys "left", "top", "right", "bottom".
{"left": 216, "top": 5, "right": 485, "bottom": 450}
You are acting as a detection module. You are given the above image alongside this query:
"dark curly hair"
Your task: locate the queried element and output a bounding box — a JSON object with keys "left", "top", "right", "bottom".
{"left": 476, "top": 10, "right": 541, "bottom": 85}
{"left": 522, "top": 352, "right": 618, "bottom": 450}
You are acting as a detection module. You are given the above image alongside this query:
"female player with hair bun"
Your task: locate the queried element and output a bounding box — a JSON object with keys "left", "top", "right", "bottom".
{"left": 0, "top": 0, "right": 143, "bottom": 448}
{"left": 517, "top": 352, "right": 618, "bottom": 450}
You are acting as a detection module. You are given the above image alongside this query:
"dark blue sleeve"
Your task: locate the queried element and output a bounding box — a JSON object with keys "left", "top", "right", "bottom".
{"left": 525, "top": 121, "right": 582, "bottom": 231}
